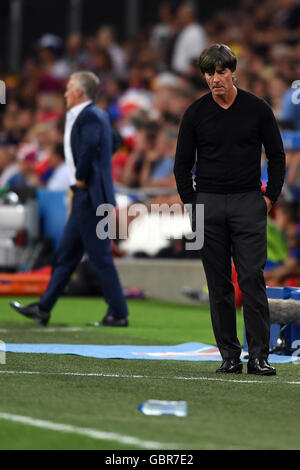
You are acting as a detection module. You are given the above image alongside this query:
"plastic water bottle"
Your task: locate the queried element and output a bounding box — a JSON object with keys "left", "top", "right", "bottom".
{"left": 138, "top": 400, "right": 187, "bottom": 417}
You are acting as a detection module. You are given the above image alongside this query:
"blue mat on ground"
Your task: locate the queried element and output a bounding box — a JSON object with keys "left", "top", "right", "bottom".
{"left": 4, "top": 342, "right": 298, "bottom": 363}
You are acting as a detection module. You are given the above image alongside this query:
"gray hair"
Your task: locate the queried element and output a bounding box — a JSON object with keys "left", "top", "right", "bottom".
{"left": 71, "top": 71, "right": 100, "bottom": 102}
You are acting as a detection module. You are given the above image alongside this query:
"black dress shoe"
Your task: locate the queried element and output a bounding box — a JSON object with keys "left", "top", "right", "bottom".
{"left": 10, "top": 302, "right": 50, "bottom": 326}
{"left": 87, "top": 314, "right": 128, "bottom": 327}
{"left": 216, "top": 358, "right": 243, "bottom": 374}
{"left": 247, "top": 358, "right": 276, "bottom": 376}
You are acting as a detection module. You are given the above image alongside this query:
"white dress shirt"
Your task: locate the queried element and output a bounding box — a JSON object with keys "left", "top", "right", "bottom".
{"left": 64, "top": 100, "right": 92, "bottom": 185}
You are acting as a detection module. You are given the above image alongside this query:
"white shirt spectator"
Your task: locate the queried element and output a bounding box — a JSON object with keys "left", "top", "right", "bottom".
{"left": 46, "top": 163, "right": 71, "bottom": 191}
{"left": 108, "top": 44, "right": 127, "bottom": 76}
{"left": 171, "top": 23, "right": 206, "bottom": 74}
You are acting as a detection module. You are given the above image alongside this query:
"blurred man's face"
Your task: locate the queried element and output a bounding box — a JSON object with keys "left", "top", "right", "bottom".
{"left": 64, "top": 78, "right": 83, "bottom": 110}
{"left": 18, "top": 158, "right": 35, "bottom": 176}
{"left": 135, "top": 130, "right": 150, "bottom": 153}
{"left": 155, "top": 131, "right": 168, "bottom": 155}
{"left": 39, "top": 48, "right": 56, "bottom": 65}
{"left": 177, "top": 5, "right": 194, "bottom": 27}
{"left": 67, "top": 34, "right": 82, "bottom": 55}
{"left": 17, "top": 110, "right": 34, "bottom": 131}
{"left": 204, "top": 66, "right": 235, "bottom": 98}
{"left": 97, "top": 26, "right": 113, "bottom": 47}
{"left": 0, "top": 148, "right": 9, "bottom": 170}
{"left": 48, "top": 151, "right": 61, "bottom": 169}
{"left": 159, "top": 3, "right": 172, "bottom": 22}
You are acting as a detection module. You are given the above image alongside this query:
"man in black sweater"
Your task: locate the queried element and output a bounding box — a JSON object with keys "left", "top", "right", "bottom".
{"left": 174, "top": 44, "right": 286, "bottom": 375}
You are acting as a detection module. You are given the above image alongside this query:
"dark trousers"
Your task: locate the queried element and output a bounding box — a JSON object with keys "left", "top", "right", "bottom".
{"left": 195, "top": 191, "right": 270, "bottom": 359}
{"left": 40, "top": 189, "right": 128, "bottom": 318}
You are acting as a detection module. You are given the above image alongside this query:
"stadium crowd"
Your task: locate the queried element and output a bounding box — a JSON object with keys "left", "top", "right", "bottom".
{"left": 1, "top": 0, "right": 300, "bottom": 283}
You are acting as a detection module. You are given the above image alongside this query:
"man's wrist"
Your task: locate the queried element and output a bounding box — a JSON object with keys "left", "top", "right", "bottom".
{"left": 264, "top": 194, "right": 275, "bottom": 206}
{"left": 263, "top": 195, "right": 273, "bottom": 213}
{"left": 76, "top": 180, "right": 87, "bottom": 189}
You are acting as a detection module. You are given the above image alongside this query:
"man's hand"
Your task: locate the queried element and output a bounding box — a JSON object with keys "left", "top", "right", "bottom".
{"left": 263, "top": 196, "right": 272, "bottom": 213}
{"left": 76, "top": 179, "right": 87, "bottom": 189}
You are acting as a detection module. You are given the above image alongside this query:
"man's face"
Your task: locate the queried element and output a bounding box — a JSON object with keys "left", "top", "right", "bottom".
{"left": 64, "top": 78, "right": 82, "bottom": 110}
{"left": 48, "top": 150, "right": 61, "bottom": 169}
{"left": 204, "top": 66, "right": 235, "bottom": 98}
{"left": 0, "top": 148, "right": 9, "bottom": 170}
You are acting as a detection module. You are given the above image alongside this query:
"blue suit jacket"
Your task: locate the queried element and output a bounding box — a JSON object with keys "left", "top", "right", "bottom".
{"left": 70, "top": 103, "right": 119, "bottom": 209}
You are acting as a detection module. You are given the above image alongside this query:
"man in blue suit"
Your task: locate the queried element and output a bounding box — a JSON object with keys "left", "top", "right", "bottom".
{"left": 10, "top": 72, "right": 129, "bottom": 327}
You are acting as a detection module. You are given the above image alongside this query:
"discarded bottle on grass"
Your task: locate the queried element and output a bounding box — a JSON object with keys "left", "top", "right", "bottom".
{"left": 138, "top": 400, "right": 187, "bottom": 417}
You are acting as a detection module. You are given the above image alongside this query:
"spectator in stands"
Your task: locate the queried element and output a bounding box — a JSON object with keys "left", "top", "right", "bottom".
{"left": 265, "top": 201, "right": 300, "bottom": 285}
{"left": 267, "top": 74, "right": 290, "bottom": 118}
{"left": 122, "top": 122, "right": 160, "bottom": 188}
{"left": 0, "top": 146, "right": 19, "bottom": 188}
{"left": 277, "top": 0, "right": 300, "bottom": 32}
{"left": 171, "top": 3, "right": 206, "bottom": 74}
{"left": 25, "top": 123, "right": 53, "bottom": 182}
{"left": 37, "top": 34, "right": 68, "bottom": 92}
{"left": 285, "top": 150, "right": 300, "bottom": 189}
{"left": 8, "top": 145, "right": 39, "bottom": 188}
{"left": 46, "top": 143, "right": 71, "bottom": 191}
{"left": 96, "top": 26, "right": 127, "bottom": 77}
{"left": 164, "top": 86, "right": 197, "bottom": 119}
{"left": 153, "top": 72, "right": 184, "bottom": 117}
{"left": 35, "top": 93, "right": 64, "bottom": 124}
{"left": 150, "top": 2, "right": 177, "bottom": 70}
{"left": 90, "top": 46, "right": 114, "bottom": 95}
{"left": 144, "top": 128, "right": 182, "bottom": 208}
{"left": 139, "top": 127, "right": 177, "bottom": 188}
{"left": 64, "top": 33, "right": 91, "bottom": 73}
{"left": 0, "top": 112, "right": 21, "bottom": 145}
{"left": 279, "top": 79, "right": 300, "bottom": 130}
{"left": 46, "top": 120, "right": 65, "bottom": 146}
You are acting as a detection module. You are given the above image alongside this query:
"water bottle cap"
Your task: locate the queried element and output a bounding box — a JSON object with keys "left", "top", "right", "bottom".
{"left": 138, "top": 403, "right": 143, "bottom": 412}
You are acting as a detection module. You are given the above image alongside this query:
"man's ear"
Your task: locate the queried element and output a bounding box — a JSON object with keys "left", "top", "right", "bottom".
{"left": 76, "top": 86, "right": 84, "bottom": 99}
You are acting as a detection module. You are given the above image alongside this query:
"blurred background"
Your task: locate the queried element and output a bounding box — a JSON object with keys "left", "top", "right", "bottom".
{"left": 1, "top": 0, "right": 300, "bottom": 300}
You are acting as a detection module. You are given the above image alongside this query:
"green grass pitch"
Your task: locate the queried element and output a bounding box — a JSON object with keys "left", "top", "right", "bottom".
{"left": 0, "top": 296, "right": 300, "bottom": 450}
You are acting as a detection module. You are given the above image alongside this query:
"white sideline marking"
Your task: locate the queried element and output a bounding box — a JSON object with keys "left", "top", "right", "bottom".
{"left": 0, "top": 370, "right": 300, "bottom": 385}
{"left": 31, "top": 328, "right": 84, "bottom": 333}
{"left": 0, "top": 328, "right": 83, "bottom": 333}
{"left": 0, "top": 412, "right": 178, "bottom": 449}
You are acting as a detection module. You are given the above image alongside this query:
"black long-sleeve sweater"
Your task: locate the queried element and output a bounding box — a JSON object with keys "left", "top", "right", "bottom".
{"left": 174, "top": 88, "right": 286, "bottom": 205}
